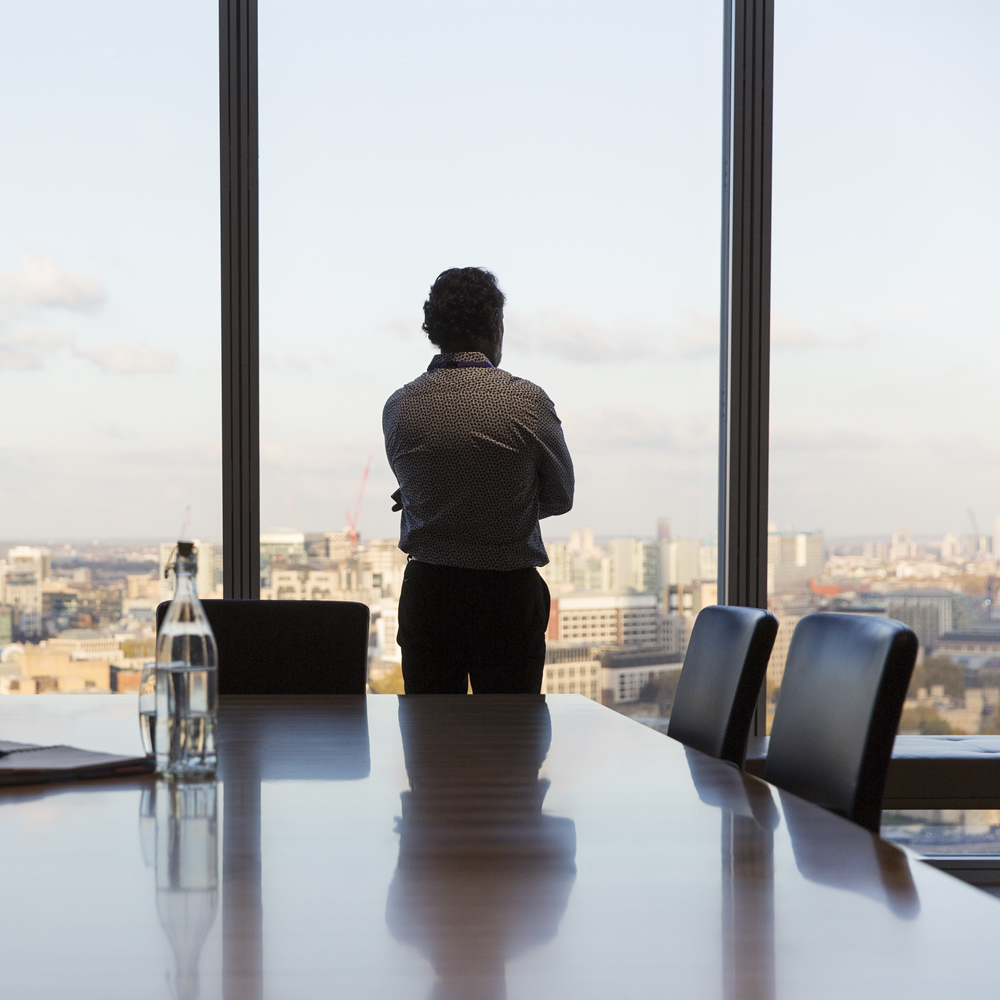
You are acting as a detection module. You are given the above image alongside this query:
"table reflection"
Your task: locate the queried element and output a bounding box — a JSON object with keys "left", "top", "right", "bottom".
{"left": 139, "top": 780, "right": 220, "bottom": 1000}
{"left": 387, "top": 696, "right": 577, "bottom": 1000}
{"left": 685, "top": 748, "right": 777, "bottom": 1000}
{"left": 779, "top": 791, "right": 920, "bottom": 919}
{"left": 215, "top": 696, "right": 372, "bottom": 1000}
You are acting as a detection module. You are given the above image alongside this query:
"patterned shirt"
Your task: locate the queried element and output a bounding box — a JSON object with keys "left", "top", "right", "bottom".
{"left": 383, "top": 351, "right": 575, "bottom": 571}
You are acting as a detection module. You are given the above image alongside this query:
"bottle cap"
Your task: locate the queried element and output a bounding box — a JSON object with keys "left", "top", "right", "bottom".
{"left": 177, "top": 541, "right": 195, "bottom": 557}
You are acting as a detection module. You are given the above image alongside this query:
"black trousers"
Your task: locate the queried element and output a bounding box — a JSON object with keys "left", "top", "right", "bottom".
{"left": 396, "top": 560, "right": 551, "bottom": 694}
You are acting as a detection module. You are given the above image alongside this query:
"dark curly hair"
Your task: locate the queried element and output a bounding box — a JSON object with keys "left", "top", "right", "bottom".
{"left": 422, "top": 267, "right": 505, "bottom": 351}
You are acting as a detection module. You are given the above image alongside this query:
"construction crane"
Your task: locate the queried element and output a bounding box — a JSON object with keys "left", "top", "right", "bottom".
{"left": 968, "top": 507, "right": 981, "bottom": 544}
{"left": 344, "top": 456, "right": 373, "bottom": 549}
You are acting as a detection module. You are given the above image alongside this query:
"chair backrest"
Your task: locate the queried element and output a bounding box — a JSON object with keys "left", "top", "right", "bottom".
{"left": 764, "top": 613, "right": 917, "bottom": 832}
{"left": 156, "top": 599, "right": 370, "bottom": 695}
{"left": 667, "top": 605, "right": 778, "bottom": 767}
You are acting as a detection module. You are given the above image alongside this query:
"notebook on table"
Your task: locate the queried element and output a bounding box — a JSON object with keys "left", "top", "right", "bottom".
{"left": 0, "top": 739, "right": 154, "bottom": 786}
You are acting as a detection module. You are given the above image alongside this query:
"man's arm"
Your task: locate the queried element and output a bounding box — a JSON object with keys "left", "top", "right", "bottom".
{"left": 535, "top": 394, "right": 574, "bottom": 519}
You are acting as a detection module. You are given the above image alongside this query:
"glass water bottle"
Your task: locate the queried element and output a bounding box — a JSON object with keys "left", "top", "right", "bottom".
{"left": 155, "top": 542, "right": 218, "bottom": 776}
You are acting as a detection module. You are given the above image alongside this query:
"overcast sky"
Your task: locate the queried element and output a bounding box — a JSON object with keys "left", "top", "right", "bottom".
{"left": 1, "top": 0, "right": 997, "bottom": 545}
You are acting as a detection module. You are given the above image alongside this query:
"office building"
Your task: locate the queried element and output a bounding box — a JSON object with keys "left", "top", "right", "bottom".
{"left": 542, "top": 643, "right": 602, "bottom": 701}
{"left": 934, "top": 631, "right": 1000, "bottom": 670}
{"left": 362, "top": 539, "right": 409, "bottom": 598}
{"left": 766, "top": 531, "right": 825, "bottom": 596}
{"left": 600, "top": 648, "right": 684, "bottom": 706}
{"left": 890, "top": 525, "right": 919, "bottom": 563}
{"left": 607, "top": 538, "right": 660, "bottom": 593}
{"left": 883, "top": 590, "right": 957, "bottom": 652}
{"left": 663, "top": 537, "right": 699, "bottom": 588}
{"left": 546, "top": 593, "right": 659, "bottom": 647}
{"left": 4, "top": 547, "right": 51, "bottom": 638}
{"left": 159, "top": 540, "right": 222, "bottom": 603}
{"left": 324, "top": 530, "right": 356, "bottom": 562}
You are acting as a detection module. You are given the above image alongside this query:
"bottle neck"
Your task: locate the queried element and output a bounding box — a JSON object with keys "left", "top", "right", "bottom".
{"left": 174, "top": 556, "right": 199, "bottom": 597}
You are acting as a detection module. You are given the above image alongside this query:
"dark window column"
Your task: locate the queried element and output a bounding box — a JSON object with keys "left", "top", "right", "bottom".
{"left": 220, "top": 0, "right": 260, "bottom": 599}
{"left": 718, "top": 0, "right": 774, "bottom": 732}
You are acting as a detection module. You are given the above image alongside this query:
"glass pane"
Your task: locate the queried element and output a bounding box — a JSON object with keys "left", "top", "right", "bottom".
{"left": 768, "top": 2, "right": 1000, "bottom": 741}
{"left": 259, "top": 1, "right": 721, "bottom": 703}
{"left": 0, "top": 1, "right": 220, "bottom": 693}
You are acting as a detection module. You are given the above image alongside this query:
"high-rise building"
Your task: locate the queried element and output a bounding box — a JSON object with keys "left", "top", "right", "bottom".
{"left": 766, "top": 530, "right": 825, "bottom": 596}
{"left": 889, "top": 525, "right": 918, "bottom": 562}
{"left": 159, "top": 540, "right": 221, "bottom": 603}
{"left": 4, "top": 547, "right": 50, "bottom": 638}
{"left": 642, "top": 543, "right": 661, "bottom": 593}
{"left": 884, "top": 589, "right": 957, "bottom": 652}
{"left": 362, "top": 538, "right": 409, "bottom": 598}
{"left": 325, "top": 529, "right": 356, "bottom": 562}
{"left": 698, "top": 540, "right": 718, "bottom": 583}
{"left": 940, "top": 533, "right": 962, "bottom": 561}
{"left": 608, "top": 538, "right": 642, "bottom": 592}
{"left": 540, "top": 541, "right": 573, "bottom": 590}
{"left": 663, "top": 537, "right": 699, "bottom": 587}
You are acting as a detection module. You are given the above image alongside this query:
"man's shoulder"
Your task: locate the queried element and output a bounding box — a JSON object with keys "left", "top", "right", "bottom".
{"left": 501, "top": 371, "right": 556, "bottom": 410}
{"left": 383, "top": 368, "right": 553, "bottom": 409}
{"left": 382, "top": 384, "right": 408, "bottom": 415}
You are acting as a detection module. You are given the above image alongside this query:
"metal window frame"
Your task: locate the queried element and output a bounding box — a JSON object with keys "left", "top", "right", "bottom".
{"left": 220, "top": 0, "right": 260, "bottom": 600}
{"left": 718, "top": 0, "right": 774, "bottom": 734}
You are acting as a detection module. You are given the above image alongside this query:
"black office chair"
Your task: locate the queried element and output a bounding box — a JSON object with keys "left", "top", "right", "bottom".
{"left": 155, "top": 599, "right": 370, "bottom": 695}
{"left": 667, "top": 605, "right": 778, "bottom": 768}
{"left": 764, "top": 613, "right": 918, "bottom": 832}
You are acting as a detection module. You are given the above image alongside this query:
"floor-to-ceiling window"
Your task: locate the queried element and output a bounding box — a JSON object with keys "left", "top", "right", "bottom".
{"left": 0, "top": 0, "right": 220, "bottom": 692}
{"left": 769, "top": 0, "right": 1000, "bottom": 849}
{"left": 258, "top": 0, "right": 723, "bottom": 707}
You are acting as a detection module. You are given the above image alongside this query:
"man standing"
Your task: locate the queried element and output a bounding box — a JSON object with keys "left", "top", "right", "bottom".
{"left": 383, "top": 267, "right": 574, "bottom": 693}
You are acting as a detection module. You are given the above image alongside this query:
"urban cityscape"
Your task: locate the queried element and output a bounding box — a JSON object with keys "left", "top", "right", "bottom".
{"left": 4, "top": 516, "right": 1000, "bottom": 741}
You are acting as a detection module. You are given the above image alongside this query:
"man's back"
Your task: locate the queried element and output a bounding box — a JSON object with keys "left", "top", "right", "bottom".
{"left": 383, "top": 351, "right": 573, "bottom": 571}
{"left": 383, "top": 266, "right": 574, "bottom": 696}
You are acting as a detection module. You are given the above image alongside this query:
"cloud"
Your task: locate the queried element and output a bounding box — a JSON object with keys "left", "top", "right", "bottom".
{"left": 507, "top": 309, "right": 718, "bottom": 363}
{"left": 375, "top": 318, "right": 419, "bottom": 340}
{"left": 771, "top": 427, "right": 880, "bottom": 453}
{"left": 0, "top": 253, "right": 175, "bottom": 374}
{"left": 371, "top": 305, "right": 876, "bottom": 363}
{"left": 564, "top": 407, "right": 716, "bottom": 453}
{"left": 0, "top": 252, "right": 105, "bottom": 321}
{"left": 770, "top": 312, "right": 876, "bottom": 350}
{"left": 0, "top": 328, "right": 75, "bottom": 369}
{"left": 771, "top": 313, "right": 824, "bottom": 349}
{"left": 75, "top": 342, "right": 177, "bottom": 374}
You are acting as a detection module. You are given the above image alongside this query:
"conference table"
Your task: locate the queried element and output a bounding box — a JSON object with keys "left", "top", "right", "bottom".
{"left": 1, "top": 694, "right": 998, "bottom": 999}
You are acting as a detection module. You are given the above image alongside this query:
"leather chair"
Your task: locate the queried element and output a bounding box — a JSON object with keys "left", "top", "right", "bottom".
{"left": 156, "top": 599, "right": 370, "bottom": 695}
{"left": 667, "top": 605, "right": 778, "bottom": 767}
{"left": 764, "top": 613, "right": 918, "bottom": 832}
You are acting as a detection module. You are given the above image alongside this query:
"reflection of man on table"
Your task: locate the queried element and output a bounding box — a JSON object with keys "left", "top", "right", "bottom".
{"left": 383, "top": 267, "right": 574, "bottom": 694}
{"left": 386, "top": 697, "right": 576, "bottom": 1000}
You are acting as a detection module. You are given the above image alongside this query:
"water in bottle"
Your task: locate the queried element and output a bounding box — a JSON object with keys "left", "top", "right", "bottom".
{"left": 155, "top": 542, "right": 218, "bottom": 776}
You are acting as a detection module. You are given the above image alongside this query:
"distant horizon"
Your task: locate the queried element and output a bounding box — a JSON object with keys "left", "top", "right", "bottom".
{"left": 3, "top": 526, "right": 999, "bottom": 552}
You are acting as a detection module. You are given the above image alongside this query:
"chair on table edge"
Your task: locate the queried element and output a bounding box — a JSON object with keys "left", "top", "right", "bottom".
{"left": 667, "top": 605, "right": 779, "bottom": 768}
{"left": 155, "top": 599, "right": 370, "bottom": 695}
{"left": 764, "top": 613, "right": 918, "bottom": 832}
